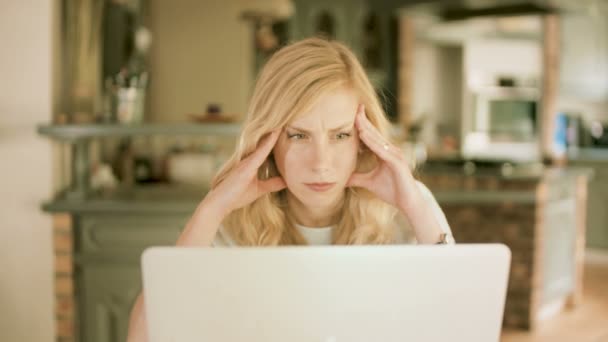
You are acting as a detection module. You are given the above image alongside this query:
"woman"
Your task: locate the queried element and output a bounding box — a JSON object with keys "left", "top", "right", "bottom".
{"left": 127, "top": 37, "right": 454, "bottom": 342}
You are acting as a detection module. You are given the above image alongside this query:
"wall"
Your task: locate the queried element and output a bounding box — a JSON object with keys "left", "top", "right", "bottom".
{"left": 557, "top": 10, "right": 608, "bottom": 122}
{"left": 0, "top": 0, "right": 58, "bottom": 341}
{"left": 412, "top": 41, "right": 462, "bottom": 146}
{"left": 147, "top": 0, "right": 254, "bottom": 122}
{"left": 464, "top": 38, "right": 541, "bottom": 89}
{"left": 559, "top": 10, "right": 608, "bottom": 103}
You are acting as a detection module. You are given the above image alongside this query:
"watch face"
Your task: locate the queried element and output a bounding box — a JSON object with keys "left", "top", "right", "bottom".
{"left": 436, "top": 233, "right": 448, "bottom": 245}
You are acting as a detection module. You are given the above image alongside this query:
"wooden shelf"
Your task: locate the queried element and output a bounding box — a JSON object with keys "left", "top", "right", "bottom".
{"left": 37, "top": 122, "right": 242, "bottom": 199}
{"left": 37, "top": 122, "right": 242, "bottom": 142}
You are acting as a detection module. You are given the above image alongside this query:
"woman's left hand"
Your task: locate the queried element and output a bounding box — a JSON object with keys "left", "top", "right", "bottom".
{"left": 346, "top": 104, "right": 417, "bottom": 212}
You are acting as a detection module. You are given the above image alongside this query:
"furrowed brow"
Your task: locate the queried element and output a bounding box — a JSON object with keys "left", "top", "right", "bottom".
{"left": 287, "top": 122, "right": 353, "bottom": 134}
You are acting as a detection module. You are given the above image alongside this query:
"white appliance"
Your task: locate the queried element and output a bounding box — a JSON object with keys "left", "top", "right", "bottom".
{"left": 142, "top": 244, "right": 511, "bottom": 342}
{"left": 463, "top": 83, "right": 541, "bottom": 162}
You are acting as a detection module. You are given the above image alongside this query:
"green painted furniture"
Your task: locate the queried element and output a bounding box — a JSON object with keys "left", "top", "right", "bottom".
{"left": 569, "top": 157, "right": 608, "bottom": 249}
{"left": 75, "top": 212, "right": 189, "bottom": 342}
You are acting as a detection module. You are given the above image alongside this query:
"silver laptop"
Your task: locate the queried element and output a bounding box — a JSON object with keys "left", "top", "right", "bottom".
{"left": 142, "top": 244, "right": 511, "bottom": 342}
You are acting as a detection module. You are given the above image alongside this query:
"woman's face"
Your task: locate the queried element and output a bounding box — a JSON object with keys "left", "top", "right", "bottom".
{"left": 272, "top": 87, "right": 361, "bottom": 209}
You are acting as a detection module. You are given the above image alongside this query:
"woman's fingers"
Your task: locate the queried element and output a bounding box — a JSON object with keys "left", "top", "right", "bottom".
{"left": 355, "top": 106, "right": 402, "bottom": 162}
{"left": 259, "top": 176, "right": 287, "bottom": 194}
{"left": 242, "top": 129, "right": 281, "bottom": 170}
{"left": 347, "top": 170, "right": 374, "bottom": 189}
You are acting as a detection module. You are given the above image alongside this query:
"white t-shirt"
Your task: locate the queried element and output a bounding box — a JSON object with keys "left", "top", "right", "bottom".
{"left": 211, "top": 180, "right": 455, "bottom": 246}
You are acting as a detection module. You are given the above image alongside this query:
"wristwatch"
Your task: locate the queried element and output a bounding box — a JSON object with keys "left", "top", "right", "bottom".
{"left": 435, "top": 232, "right": 450, "bottom": 245}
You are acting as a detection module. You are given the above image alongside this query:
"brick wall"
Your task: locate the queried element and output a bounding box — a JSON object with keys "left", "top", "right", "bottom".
{"left": 53, "top": 214, "right": 77, "bottom": 342}
{"left": 420, "top": 174, "right": 542, "bottom": 329}
{"left": 442, "top": 201, "right": 539, "bottom": 329}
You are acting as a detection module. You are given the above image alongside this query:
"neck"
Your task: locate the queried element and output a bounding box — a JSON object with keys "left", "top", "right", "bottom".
{"left": 286, "top": 191, "right": 343, "bottom": 227}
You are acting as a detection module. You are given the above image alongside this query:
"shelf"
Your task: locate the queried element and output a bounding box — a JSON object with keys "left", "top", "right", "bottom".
{"left": 42, "top": 184, "right": 206, "bottom": 214}
{"left": 37, "top": 122, "right": 242, "bottom": 199}
{"left": 37, "top": 122, "right": 243, "bottom": 141}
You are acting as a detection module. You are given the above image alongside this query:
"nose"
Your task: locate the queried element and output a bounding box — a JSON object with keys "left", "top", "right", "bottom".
{"left": 310, "top": 139, "right": 331, "bottom": 174}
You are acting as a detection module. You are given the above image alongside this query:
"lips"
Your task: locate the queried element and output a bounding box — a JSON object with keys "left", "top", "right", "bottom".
{"left": 304, "top": 182, "right": 336, "bottom": 192}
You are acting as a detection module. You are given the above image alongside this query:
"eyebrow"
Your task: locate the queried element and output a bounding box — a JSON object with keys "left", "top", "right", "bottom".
{"left": 286, "top": 122, "right": 354, "bottom": 134}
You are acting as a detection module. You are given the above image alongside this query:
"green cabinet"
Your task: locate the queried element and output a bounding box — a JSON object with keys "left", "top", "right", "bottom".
{"left": 74, "top": 213, "right": 188, "bottom": 342}
{"left": 586, "top": 167, "right": 608, "bottom": 249}
{"left": 541, "top": 196, "right": 577, "bottom": 304}
{"left": 266, "top": 0, "right": 400, "bottom": 120}
{"left": 290, "top": 0, "right": 367, "bottom": 49}
{"left": 79, "top": 264, "right": 141, "bottom": 342}
{"left": 569, "top": 160, "right": 608, "bottom": 249}
{"left": 77, "top": 214, "right": 186, "bottom": 257}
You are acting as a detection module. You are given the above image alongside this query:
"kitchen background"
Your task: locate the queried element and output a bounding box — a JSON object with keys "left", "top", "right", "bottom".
{"left": 1, "top": 0, "right": 608, "bottom": 341}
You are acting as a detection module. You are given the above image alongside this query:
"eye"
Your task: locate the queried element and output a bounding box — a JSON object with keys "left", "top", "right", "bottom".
{"left": 336, "top": 132, "right": 352, "bottom": 140}
{"left": 287, "top": 132, "right": 307, "bottom": 140}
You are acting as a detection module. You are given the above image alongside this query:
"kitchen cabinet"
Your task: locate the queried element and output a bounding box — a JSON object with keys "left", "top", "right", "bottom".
{"left": 79, "top": 264, "right": 141, "bottom": 342}
{"left": 587, "top": 177, "right": 608, "bottom": 249}
{"left": 75, "top": 213, "right": 186, "bottom": 342}
{"left": 289, "top": 0, "right": 366, "bottom": 53}
{"left": 560, "top": 12, "right": 608, "bottom": 101}
{"left": 39, "top": 123, "right": 229, "bottom": 342}
{"left": 419, "top": 168, "right": 591, "bottom": 329}
{"left": 541, "top": 196, "right": 576, "bottom": 305}
{"left": 286, "top": 0, "right": 399, "bottom": 120}
{"left": 570, "top": 159, "right": 608, "bottom": 249}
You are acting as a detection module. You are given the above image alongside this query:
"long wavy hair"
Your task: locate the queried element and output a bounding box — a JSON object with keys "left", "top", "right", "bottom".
{"left": 210, "top": 37, "right": 399, "bottom": 246}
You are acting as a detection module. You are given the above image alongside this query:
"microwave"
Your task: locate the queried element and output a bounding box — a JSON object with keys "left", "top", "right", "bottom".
{"left": 462, "top": 86, "right": 541, "bottom": 162}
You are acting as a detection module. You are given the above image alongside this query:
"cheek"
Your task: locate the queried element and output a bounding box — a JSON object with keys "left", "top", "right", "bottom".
{"left": 277, "top": 145, "right": 306, "bottom": 182}
{"left": 334, "top": 141, "right": 358, "bottom": 169}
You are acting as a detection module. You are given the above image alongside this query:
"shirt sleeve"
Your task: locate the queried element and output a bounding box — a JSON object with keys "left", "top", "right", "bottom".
{"left": 415, "top": 180, "right": 456, "bottom": 244}
{"left": 210, "top": 224, "right": 236, "bottom": 247}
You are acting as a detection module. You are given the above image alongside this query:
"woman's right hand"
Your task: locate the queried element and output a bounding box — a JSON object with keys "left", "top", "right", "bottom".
{"left": 205, "top": 129, "right": 286, "bottom": 217}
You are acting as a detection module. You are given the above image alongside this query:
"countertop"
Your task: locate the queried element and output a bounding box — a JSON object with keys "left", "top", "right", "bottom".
{"left": 418, "top": 165, "right": 594, "bottom": 204}
{"left": 567, "top": 148, "right": 608, "bottom": 163}
{"left": 42, "top": 184, "right": 205, "bottom": 214}
{"left": 42, "top": 166, "right": 594, "bottom": 213}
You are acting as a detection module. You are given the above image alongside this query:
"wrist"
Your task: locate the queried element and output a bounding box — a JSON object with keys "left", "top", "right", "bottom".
{"left": 201, "top": 189, "right": 232, "bottom": 220}
{"left": 397, "top": 175, "right": 421, "bottom": 214}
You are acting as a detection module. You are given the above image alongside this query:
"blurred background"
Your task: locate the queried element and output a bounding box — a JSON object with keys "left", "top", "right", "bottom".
{"left": 1, "top": 0, "right": 608, "bottom": 341}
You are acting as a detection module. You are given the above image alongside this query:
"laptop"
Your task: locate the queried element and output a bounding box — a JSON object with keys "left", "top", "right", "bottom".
{"left": 141, "top": 244, "right": 511, "bottom": 342}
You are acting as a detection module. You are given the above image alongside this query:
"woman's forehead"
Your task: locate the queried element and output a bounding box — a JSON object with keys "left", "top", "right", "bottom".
{"left": 288, "top": 88, "right": 358, "bottom": 129}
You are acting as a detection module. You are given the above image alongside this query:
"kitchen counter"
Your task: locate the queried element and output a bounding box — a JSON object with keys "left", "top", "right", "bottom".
{"left": 417, "top": 165, "right": 593, "bottom": 204}
{"left": 42, "top": 165, "right": 594, "bottom": 214}
{"left": 418, "top": 166, "right": 592, "bottom": 330}
{"left": 42, "top": 167, "right": 593, "bottom": 334}
{"left": 567, "top": 148, "right": 608, "bottom": 162}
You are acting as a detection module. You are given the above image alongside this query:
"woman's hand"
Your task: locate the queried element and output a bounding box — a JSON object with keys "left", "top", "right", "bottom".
{"left": 346, "top": 104, "right": 418, "bottom": 212}
{"left": 206, "top": 130, "right": 286, "bottom": 217}
{"left": 347, "top": 104, "right": 447, "bottom": 244}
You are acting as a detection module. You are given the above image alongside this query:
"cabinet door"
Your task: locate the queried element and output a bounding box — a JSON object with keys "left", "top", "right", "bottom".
{"left": 560, "top": 13, "right": 608, "bottom": 100}
{"left": 76, "top": 214, "right": 187, "bottom": 341}
{"left": 569, "top": 162, "right": 608, "bottom": 249}
{"left": 291, "top": 1, "right": 365, "bottom": 47}
{"left": 77, "top": 214, "right": 186, "bottom": 257}
{"left": 542, "top": 197, "right": 577, "bottom": 304}
{"left": 79, "top": 264, "right": 141, "bottom": 342}
{"left": 586, "top": 173, "right": 608, "bottom": 249}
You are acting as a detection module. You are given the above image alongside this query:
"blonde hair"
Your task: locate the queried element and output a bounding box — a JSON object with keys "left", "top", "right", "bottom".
{"left": 210, "top": 37, "right": 399, "bottom": 246}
